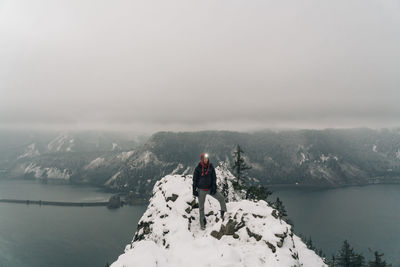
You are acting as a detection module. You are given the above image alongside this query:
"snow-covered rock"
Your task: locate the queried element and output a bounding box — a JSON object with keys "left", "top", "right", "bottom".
{"left": 111, "top": 168, "right": 327, "bottom": 267}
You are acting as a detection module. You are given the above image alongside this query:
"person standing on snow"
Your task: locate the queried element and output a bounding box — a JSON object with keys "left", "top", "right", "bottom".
{"left": 193, "top": 153, "right": 227, "bottom": 230}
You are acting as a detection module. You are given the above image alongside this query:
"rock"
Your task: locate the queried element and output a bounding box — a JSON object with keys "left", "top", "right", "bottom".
{"left": 265, "top": 241, "right": 276, "bottom": 253}
{"left": 233, "top": 233, "right": 239, "bottom": 239}
{"left": 166, "top": 193, "right": 179, "bottom": 202}
{"left": 211, "top": 230, "right": 222, "bottom": 240}
{"left": 224, "top": 219, "right": 236, "bottom": 235}
{"left": 246, "top": 227, "right": 262, "bottom": 241}
{"left": 133, "top": 221, "right": 153, "bottom": 242}
{"left": 206, "top": 210, "right": 214, "bottom": 217}
{"left": 271, "top": 209, "right": 278, "bottom": 219}
{"left": 275, "top": 232, "right": 287, "bottom": 239}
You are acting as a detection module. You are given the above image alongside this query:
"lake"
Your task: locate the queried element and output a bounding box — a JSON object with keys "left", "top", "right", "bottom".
{"left": 0, "top": 179, "right": 147, "bottom": 267}
{"left": 271, "top": 184, "right": 400, "bottom": 266}
{"left": 0, "top": 179, "right": 399, "bottom": 266}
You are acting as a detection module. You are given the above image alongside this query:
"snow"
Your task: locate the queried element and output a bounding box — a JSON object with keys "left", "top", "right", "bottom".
{"left": 131, "top": 150, "right": 163, "bottom": 166}
{"left": 24, "top": 163, "right": 70, "bottom": 179}
{"left": 105, "top": 171, "right": 121, "bottom": 186}
{"left": 18, "top": 143, "right": 40, "bottom": 159}
{"left": 112, "top": 142, "right": 120, "bottom": 151}
{"left": 140, "top": 151, "right": 152, "bottom": 165}
{"left": 47, "top": 134, "right": 74, "bottom": 152}
{"left": 320, "top": 154, "right": 329, "bottom": 162}
{"left": 117, "top": 151, "right": 134, "bottom": 161}
{"left": 84, "top": 157, "right": 105, "bottom": 169}
{"left": 299, "top": 152, "right": 307, "bottom": 165}
{"left": 320, "top": 154, "right": 338, "bottom": 162}
{"left": 181, "top": 166, "right": 191, "bottom": 175}
{"left": 170, "top": 163, "right": 184, "bottom": 175}
{"left": 111, "top": 164, "right": 327, "bottom": 267}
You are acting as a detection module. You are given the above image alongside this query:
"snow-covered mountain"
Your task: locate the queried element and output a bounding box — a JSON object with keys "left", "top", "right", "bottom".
{"left": 111, "top": 166, "right": 327, "bottom": 267}
{"left": 3, "top": 128, "right": 400, "bottom": 195}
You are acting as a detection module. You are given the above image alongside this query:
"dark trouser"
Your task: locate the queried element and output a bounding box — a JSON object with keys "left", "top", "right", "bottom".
{"left": 198, "top": 189, "right": 227, "bottom": 227}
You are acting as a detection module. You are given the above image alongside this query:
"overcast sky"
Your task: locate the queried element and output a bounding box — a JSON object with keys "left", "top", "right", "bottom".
{"left": 0, "top": 0, "right": 399, "bottom": 133}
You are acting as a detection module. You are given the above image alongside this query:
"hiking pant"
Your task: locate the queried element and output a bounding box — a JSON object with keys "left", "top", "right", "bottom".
{"left": 198, "top": 189, "right": 227, "bottom": 227}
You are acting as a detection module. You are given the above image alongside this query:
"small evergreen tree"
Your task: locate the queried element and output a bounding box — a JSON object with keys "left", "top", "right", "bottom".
{"left": 232, "top": 144, "right": 252, "bottom": 187}
{"left": 368, "top": 251, "right": 390, "bottom": 267}
{"left": 353, "top": 253, "right": 365, "bottom": 267}
{"left": 306, "top": 236, "right": 315, "bottom": 250}
{"left": 336, "top": 240, "right": 365, "bottom": 267}
{"left": 331, "top": 254, "right": 337, "bottom": 267}
{"left": 272, "top": 197, "right": 288, "bottom": 220}
{"left": 245, "top": 185, "right": 273, "bottom": 201}
{"left": 336, "top": 240, "right": 354, "bottom": 267}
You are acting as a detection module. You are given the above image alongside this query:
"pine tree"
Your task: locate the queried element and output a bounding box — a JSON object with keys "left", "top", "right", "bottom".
{"left": 368, "top": 251, "right": 390, "bottom": 267}
{"left": 232, "top": 144, "right": 252, "bottom": 187}
{"left": 336, "top": 240, "right": 353, "bottom": 267}
{"left": 272, "top": 197, "right": 287, "bottom": 220}
{"left": 336, "top": 240, "right": 365, "bottom": 267}
{"left": 353, "top": 253, "right": 365, "bottom": 267}
{"left": 331, "top": 254, "right": 337, "bottom": 267}
{"left": 306, "top": 236, "right": 315, "bottom": 250}
{"left": 245, "top": 185, "right": 272, "bottom": 201}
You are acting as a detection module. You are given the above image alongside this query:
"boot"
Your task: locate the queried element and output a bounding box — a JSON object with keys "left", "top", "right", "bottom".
{"left": 201, "top": 217, "right": 207, "bottom": 230}
{"left": 221, "top": 210, "right": 225, "bottom": 220}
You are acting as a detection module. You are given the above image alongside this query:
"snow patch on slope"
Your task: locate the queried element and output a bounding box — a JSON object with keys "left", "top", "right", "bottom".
{"left": 117, "top": 151, "right": 134, "bottom": 161}
{"left": 105, "top": 171, "right": 121, "bottom": 186}
{"left": 396, "top": 149, "right": 400, "bottom": 159}
{"left": 47, "top": 134, "right": 74, "bottom": 152}
{"left": 24, "top": 163, "right": 70, "bottom": 179}
{"left": 18, "top": 143, "right": 40, "bottom": 159}
{"left": 85, "top": 157, "right": 105, "bottom": 169}
{"left": 372, "top": 145, "right": 377, "bottom": 152}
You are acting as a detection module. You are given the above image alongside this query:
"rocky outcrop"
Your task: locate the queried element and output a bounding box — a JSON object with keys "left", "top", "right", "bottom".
{"left": 111, "top": 173, "right": 328, "bottom": 267}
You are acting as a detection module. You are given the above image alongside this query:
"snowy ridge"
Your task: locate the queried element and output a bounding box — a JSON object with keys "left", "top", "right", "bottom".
{"left": 111, "top": 168, "right": 327, "bottom": 267}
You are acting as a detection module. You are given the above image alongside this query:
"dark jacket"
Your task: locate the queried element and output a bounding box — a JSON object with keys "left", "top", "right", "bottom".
{"left": 193, "top": 162, "right": 217, "bottom": 190}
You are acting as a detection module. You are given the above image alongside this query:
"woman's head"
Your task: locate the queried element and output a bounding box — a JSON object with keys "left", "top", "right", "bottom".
{"left": 200, "top": 153, "right": 209, "bottom": 164}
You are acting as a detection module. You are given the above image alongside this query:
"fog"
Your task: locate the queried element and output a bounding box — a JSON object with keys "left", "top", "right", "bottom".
{"left": 1, "top": 0, "right": 399, "bottom": 133}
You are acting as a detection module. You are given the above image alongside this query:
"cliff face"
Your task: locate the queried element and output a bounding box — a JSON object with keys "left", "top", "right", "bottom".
{"left": 111, "top": 167, "right": 327, "bottom": 267}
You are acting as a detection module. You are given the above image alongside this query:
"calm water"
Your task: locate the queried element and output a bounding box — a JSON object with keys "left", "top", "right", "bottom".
{"left": 272, "top": 184, "right": 400, "bottom": 266}
{"left": 0, "top": 179, "right": 147, "bottom": 267}
{"left": 1, "top": 180, "right": 399, "bottom": 266}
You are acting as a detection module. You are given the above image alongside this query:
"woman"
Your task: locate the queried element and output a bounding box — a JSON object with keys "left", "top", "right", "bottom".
{"left": 192, "top": 153, "right": 227, "bottom": 230}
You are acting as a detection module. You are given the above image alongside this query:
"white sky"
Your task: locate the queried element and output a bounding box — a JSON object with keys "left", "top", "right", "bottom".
{"left": 0, "top": 0, "right": 399, "bottom": 133}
